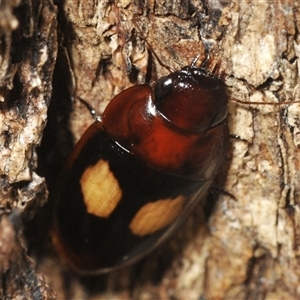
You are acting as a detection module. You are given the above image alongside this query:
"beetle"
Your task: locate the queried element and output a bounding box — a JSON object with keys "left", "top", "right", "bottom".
{"left": 51, "top": 46, "right": 229, "bottom": 274}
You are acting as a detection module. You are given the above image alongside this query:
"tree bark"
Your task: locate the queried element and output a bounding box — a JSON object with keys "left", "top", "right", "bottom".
{"left": 0, "top": 0, "right": 57, "bottom": 298}
{"left": 1, "top": 0, "right": 300, "bottom": 299}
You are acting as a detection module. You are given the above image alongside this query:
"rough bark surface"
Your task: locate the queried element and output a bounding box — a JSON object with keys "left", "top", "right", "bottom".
{"left": 1, "top": 0, "right": 300, "bottom": 299}
{"left": 0, "top": 0, "right": 57, "bottom": 298}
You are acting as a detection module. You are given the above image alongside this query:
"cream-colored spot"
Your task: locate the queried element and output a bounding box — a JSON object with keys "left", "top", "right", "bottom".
{"left": 129, "top": 195, "right": 185, "bottom": 237}
{"left": 80, "top": 159, "right": 122, "bottom": 218}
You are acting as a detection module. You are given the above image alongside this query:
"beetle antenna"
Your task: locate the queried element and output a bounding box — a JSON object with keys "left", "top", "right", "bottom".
{"left": 231, "top": 98, "right": 300, "bottom": 106}
{"left": 133, "top": 19, "right": 174, "bottom": 74}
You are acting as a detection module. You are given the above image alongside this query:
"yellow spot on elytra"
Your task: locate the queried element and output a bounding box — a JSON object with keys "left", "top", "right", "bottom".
{"left": 80, "top": 159, "right": 122, "bottom": 218}
{"left": 129, "top": 195, "right": 185, "bottom": 237}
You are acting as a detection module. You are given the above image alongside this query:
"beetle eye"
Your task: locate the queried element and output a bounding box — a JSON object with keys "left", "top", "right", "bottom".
{"left": 155, "top": 76, "right": 173, "bottom": 98}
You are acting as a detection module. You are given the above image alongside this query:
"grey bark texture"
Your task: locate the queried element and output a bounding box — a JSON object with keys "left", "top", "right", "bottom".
{"left": 0, "top": 0, "right": 300, "bottom": 299}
